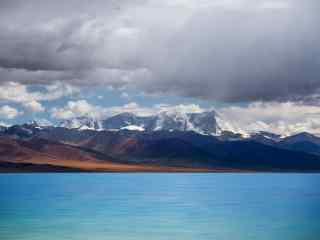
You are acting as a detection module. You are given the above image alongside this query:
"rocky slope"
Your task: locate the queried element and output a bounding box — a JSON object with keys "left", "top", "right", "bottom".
{"left": 1, "top": 124, "right": 320, "bottom": 172}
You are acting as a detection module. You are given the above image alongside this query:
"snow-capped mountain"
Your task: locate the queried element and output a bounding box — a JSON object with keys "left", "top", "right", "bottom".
{"left": 153, "top": 110, "right": 219, "bottom": 134}
{"left": 154, "top": 111, "right": 189, "bottom": 132}
{"left": 59, "top": 110, "right": 222, "bottom": 135}
{"left": 3, "top": 122, "right": 42, "bottom": 139}
{"left": 278, "top": 132, "right": 320, "bottom": 156}
{"left": 188, "top": 111, "right": 218, "bottom": 134}
{"left": 59, "top": 116, "right": 102, "bottom": 130}
{"left": 101, "top": 112, "right": 156, "bottom": 131}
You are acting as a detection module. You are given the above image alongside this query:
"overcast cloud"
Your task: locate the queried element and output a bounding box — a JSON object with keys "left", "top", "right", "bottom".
{"left": 0, "top": 0, "right": 320, "bottom": 135}
{"left": 0, "top": 0, "right": 319, "bottom": 102}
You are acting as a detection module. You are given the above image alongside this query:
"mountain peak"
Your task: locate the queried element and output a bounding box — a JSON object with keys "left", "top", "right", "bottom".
{"left": 59, "top": 116, "right": 102, "bottom": 130}
{"left": 59, "top": 110, "right": 221, "bottom": 135}
{"left": 282, "top": 132, "right": 320, "bottom": 144}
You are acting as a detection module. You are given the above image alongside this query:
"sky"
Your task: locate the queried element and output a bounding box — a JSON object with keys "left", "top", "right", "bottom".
{"left": 0, "top": 0, "right": 320, "bottom": 135}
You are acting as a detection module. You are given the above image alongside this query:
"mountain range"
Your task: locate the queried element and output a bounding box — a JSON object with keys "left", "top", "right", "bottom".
{"left": 1, "top": 111, "right": 320, "bottom": 172}
{"left": 59, "top": 110, "right": 221, "bottom": 135}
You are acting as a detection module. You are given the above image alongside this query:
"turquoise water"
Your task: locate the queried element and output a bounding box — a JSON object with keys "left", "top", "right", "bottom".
{"left": 0, "top": 174, "right": 319, "bottom": 240}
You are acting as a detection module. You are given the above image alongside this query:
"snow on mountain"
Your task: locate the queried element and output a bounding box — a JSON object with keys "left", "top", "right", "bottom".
{"left": 10, "top": 110, "right": 320, "bottom": 141}
{"left": 215, "top": 114, "right": 249, "bottom": 137}
{"left": 59, "top": 116, "right": 102, "bottom": 130}
{"left": 121, "top": 125, "right": 145, "bottom": 131}
{"left": 255, "top": 131, "right": 283, "bottom": 142}
{"left": 101, "top": 112, "right": 150, "bottom": 130}
{"left": 59, "top": 110, "right": 222, "bottom": 135}
{"left": 248, "top": 131, "right": 283, "bottom": 145}
{"left": 27, "top": 121, "right": 44, "bottom": 129}
{"left": 188, "top": 111, "right": 218, "bottom": 135}
{"left": 154, "top": 111, "right": 188, "bottom": 131}
{"left": 58, "top": 110, "right": 283, "bottom": 139}
{"left": 152, "top": 110, "right": 221, "bottom": 135}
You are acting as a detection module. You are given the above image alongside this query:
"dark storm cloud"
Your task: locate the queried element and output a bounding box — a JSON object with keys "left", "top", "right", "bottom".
{"left": 0, "top": 0, "right": 144, "bottom": 71}
{"left": 0, "top": 0, "right": 320, "bottom": 102}
{"left": 140, "top": 1, "right": 320, "bottom": 102}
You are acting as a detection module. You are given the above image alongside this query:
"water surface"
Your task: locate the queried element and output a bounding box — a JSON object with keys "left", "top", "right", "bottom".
{"left": 0, "top": 173, "right": 319, "bottom": 240}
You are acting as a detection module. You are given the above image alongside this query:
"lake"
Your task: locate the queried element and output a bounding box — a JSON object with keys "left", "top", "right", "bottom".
{"left": 0, "top": 173, "right": 319, "bottom": 240}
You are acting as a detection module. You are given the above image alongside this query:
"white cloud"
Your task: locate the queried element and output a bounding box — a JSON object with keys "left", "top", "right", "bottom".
{"left": 0, "top": 82, "right": 35, "bottom": 103}
{"left": 35, "top": 118, "right": 53, "bottom": 127}
{"left": 0, "top": 121, "right": 10, "bottom": 127}
{"left": 43, "top": 82, "right": 79, "bottom": 101}
{"left": 155, "top": 103, "right": 204, "bottom": 114}
{"left": 51, "top": 101, "right": 206, "bottom": 120}
{"left": 22, "top": 100, "right": 45, "bottom": 112}
{"left": 51, "top": 100, "right": 103, "bottom": 119}
{"left": 104, "top": 102, "right": 205, "bottom": 117}
{"left": 0, "top": 82, "right": 78, "bottom": 112}
{"left": 0, "top": 105, "right": 22, "bottom": 119}
{"left": 219, "top": 102, "right": 320, "bottom": 136}
{"left": 107, "top": 102, "right": 155, "bottom": 116}
{"left": 120, "top": 92, "right": 130, "bottom": 99}
{"left": 259, "top": 1, "right": 290, "bottom": 9}
{"left": 51, "top": 101, "right": 151, "bottom": 120}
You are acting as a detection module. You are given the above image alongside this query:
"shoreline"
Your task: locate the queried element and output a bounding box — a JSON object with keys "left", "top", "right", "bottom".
{"left": 1, "top": 161, "right": 319, "bottom": 173}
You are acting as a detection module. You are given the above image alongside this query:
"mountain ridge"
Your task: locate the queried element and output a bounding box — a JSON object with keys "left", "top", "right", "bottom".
{"left": 58, "top": 110, "right": 221, "bottom": 136}
{"left": 1, "top": 123, "right": 320, "bottom": 172}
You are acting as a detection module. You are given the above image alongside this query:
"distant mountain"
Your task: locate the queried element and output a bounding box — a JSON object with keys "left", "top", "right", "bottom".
{"left": 0, "top": 125, "right": 7, "bottom": 133}
{"left": 2, "top": 125, "right": 319, "bottom": 172}
{"left": 249, "top": 131, "right": 282, "bottom": 145}
{"left": 2, "top": 120, "right": 320, "bottom": 172}
{"left": 59, "top": 110, "right": 221, "bottom": 135}
{"left": 279, "top": 132, "right": 320, "bottom": 156}
{"left": 281, "top": 132, "right": 320, "bottom": 145}
{"left": 154, "top": 110, "right": 219, "bottom": 134}
{"left": 3, "top": 122, "right": 42, "bottom": 139}
{"left": 101, "top": 112, "right": 156, "bottom": 131}
{"left": 59, "top": 116, "right": 102, "bottom": 130}
{"left": 217, "top": 131, "right": 244, "bottom": 141}
{"left": 188, "top": 111, "right": 218, "bottom": 134}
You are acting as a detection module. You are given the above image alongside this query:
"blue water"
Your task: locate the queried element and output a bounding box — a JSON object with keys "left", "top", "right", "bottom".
{"left": 0, "top": 174, "right": 319, "bottom": 240}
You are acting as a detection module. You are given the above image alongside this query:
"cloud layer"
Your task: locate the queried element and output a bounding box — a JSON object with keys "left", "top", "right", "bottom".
{"left": 0, "top": 105, "right": 22, "bottom": 119}
{"left": 0, "top": 0, "right": 319, "bottom": 136}
{"left": 51, "top": 100, "right": 204, "bottom": 120}
{"left": 219, "top": 102, "right": 320, "bottom": 136}
{"left": 0, "top": 82, "right": 79, "bottom": 113}
{"left": 0, "top": 0, "right": 319, "bottom": 102}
